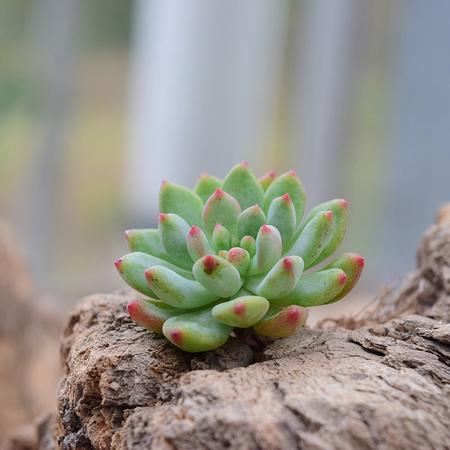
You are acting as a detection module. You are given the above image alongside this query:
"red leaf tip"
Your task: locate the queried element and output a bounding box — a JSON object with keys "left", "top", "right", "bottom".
{"left": 227, "top": 248, "right": 241, "bottom": 261}
{"left": 281, "top": 193, "right": 291, "bottom": 203}
{"left": 338, "top": 272, "right": 348, "bottom": 285}
{"left": 114, "top": 258, "right": 123, "bottom": 271}
{"left": 282, "top": 257, "right": 294, "bottom": 271}
{"left": 159, "top": 213, "right": 168, "bottom": 222}
{"left": 284, "top": 306, "right": 301, "bottom": 325}
{"left": 144, "top": 268, "right": 154, "bottom": 281}
{"left": 203, "top": 255, "right": 219, "bottom": 274}
{"left": 239, "top": 161, "right": 249, "bottom": 169}
{"left": 127, "top": 300, "right": 139, "bottom": 316}
{"left": 288, "top": 169, "right": 298, "bottom": 178}
{"left": 233, "top": 302, "right": 246, "bottom": 316}
{"left": 324, "top": 211, "right": 333, "bottom": 222}
{"left": 355, "top": 255, "right": 365, "bottom": 268}
{"left": 189, "top": 225, "right": 201, "bottom": 237}
{"left": 169, "top": 329, "right": 183, "bottom": 344}
{"left": 214, "top": 223, "right": 224, "bottom": 232}
{"left": 339, "top": 199, "right": 349, "bottom": 210}
{"left": 214, "top": 188, "right": 224, "bottom": 198}
{"left": 260, "top": 224, "right": 272, "bottom": 234}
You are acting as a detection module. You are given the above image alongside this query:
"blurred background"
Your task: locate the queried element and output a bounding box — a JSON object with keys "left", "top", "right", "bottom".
{"left": 1, "top": 0, "right": 450, "bottom": 306}
{"left": 1, "top": 0, "right": 450, "bottom": 437}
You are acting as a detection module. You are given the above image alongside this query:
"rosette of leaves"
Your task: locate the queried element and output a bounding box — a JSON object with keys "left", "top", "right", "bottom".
{"left": 115, "top": 163, "right": 364, "bottom": 352}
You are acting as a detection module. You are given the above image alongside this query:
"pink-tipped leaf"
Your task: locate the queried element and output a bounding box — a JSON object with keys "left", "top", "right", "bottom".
{"left": 245, "top": 256, "right": 303, "bottom": 299}
{"left": 193, "top": 255, "right": 242, "bottom": 298}
{"left": 222, "top": 162, "right": 264, "bottom": 210}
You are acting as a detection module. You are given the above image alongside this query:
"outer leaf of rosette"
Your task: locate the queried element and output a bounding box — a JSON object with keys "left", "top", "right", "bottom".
{"left": 163, "top": 308, "right": 232, "bottom": 352}
{"left": 160, "top": 180, "right": 204, "bottom": 226}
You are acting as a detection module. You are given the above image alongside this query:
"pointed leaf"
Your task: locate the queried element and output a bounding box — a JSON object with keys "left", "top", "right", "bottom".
{"left": 212, "top": 223, "right": 231, "bottom": 251}
{"left": 263, "top": 170, "right": 306, "bottom": 224}
{"left": 240, "top": 235, "right": 256, "bottom": 257}
{"left": 186, "top": 225, "right": 213, "bottom": 262}
{"left": 163, "top": 308, "right": 232, "bottom": 352}
{"left": 114, "top": 252, "right": 192, "bottom": 297}
{"left": 212, "top": 296, "right": 269, "bottom": 328}
{"left": 272, "top": 268, "right": 347, "bottom": 307}
{"left": 194, "top": 173, "right": 222, "bottom": 203}
{"left": 301, "top": 199, "right": 348, "bottom": 264}
{"left": 145, "top": 266, "right": 218, "bottom": 309}
{"left": 324, "top": 253, "right": 365, "bottom": 302}
{"left": 253, "top": 305, "right": 308, "bottom": 338}
{"left": 247, "top": 225, "right": 282, "bottom": 276}
{"left": 286, "top": 210, "right": 333, "bottom": 268}
{"left": 193, "top": 255, "right": 242, "bottom": 297}
{"left": 160, "top": 181, "right": 203, "bottom": 226}
{"left": 237, "top": 204, "right": 266, "bottom": 239}
{"left": 245, "top": 256, "right": 303, "bottom": 299}
{"left": 259, "top": 170, "right": 277, "bottom": 191}
{"left": 127, "top": 299, "right": 183, "bottom": 334}
{"left": 226, "top": 247, "right": 250, "bottom": 276}
{"left": 202, "top": 188, "right": 241, "bottom": 236}
{"left": 267, "top": 194, "right": 296, "bottom": 251}
{"left": 158, "top": 213, "right": 192, "bottom": 269}
{"left": 222, "top": 162, "right": 264, "bottom": 210}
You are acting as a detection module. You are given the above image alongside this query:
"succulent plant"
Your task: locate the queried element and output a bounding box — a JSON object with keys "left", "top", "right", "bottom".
{"left": 115, "top": 163, "right": 364, "bottom": 352}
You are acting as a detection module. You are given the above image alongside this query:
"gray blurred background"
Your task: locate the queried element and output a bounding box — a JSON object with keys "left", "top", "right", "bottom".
{"left": 1, "top": 0, "right": 449, "bottom": 311}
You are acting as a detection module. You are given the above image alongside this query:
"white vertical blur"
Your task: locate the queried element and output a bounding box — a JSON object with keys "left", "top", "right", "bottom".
{"left": 290, "top": 0, "right": 359, "bottom": 206}
{"left": 126, "top": 0, "right": 289, "bottom": 221}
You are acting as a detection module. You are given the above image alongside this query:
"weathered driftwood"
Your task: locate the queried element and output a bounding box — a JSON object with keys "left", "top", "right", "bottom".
{"left": 52, "top": 206, "right": 450, "bottom": 449}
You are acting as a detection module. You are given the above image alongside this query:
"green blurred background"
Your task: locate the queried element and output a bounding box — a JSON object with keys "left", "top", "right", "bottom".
{"left": 1, "top": 0, "right": 449, "bottom": 312}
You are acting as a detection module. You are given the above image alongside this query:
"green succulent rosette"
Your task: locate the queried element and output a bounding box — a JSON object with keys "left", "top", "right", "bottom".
{"left": 115, "top": 163, "right": 364, "bottom": 352}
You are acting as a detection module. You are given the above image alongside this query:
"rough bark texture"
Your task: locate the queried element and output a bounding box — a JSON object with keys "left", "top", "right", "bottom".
{"left": 53, "top": 206, "right": 450, "bottom": 449}
{"left": 0, "top": 221, "right": 61, "bottom": 447}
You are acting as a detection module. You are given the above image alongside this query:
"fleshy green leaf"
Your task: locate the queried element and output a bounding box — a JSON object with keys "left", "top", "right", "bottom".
{"left": 226, "top": 247, "right": 250, "bottom": 276}
{"left": 212, "top": 296, "right": 269, "bottom": 328}
{"left": 212, "top": 224, "right": 231, "bottom": 252}
{"left": 286, "top": 210, "right": 333, "bottom": 268}
{"left": 272, "top": 268, "right": 347, "bottom": 307}
{"left": 300, "top": 199, "right": 348, "bottom": 264}
{"left": 245, "top": 256, "right": 303, "bottom": 299}
{"left": 267, "top": 194, "right": 296, "bottom": 251}
{"left": 222, "top": 162, "right": 264, "bottom": 210}
{"left": 323, "top": 253, "right": 365, "bottom": 303}
{"left": 114, "top": 252, "right": 192, "bottom": 297}
{"left": 125, "top": 229, "right": 172, "bottom": 261}
{"left": 127, "top": 298, "right": 183, "bottom": 334}
{"left": 158, "top": 213, "right": 192, "bottom": 269}
{"left": 237, "top": 204, "right": 266, "bottom": 239}
{"left": 202, "top": 188, "right": 241, "bottom": 236}
{"left": 194, "top": 173, "right": 222, "bottom": 203}
{"left": 145, "top": 265, "right": 218, "bottom": 309}
{"left": 193, "top": 255, "right": 243, "bottom": 298}
{"left": 163, "top": 308, "right": 232, "bottom": 352}
{"left": 240, "top": 235, "right": 256, "bottom": 257}
{"left": 259, "top": 170, "right": 277, "bottom": 191}
{"left": 253, "top": 305, "right": 308, "bottom": 338}
{"left": 186, "top": 225, "right": 214, "bottom": 262}
{"left": 247, "top": 225, "right": 282, "bottom": 276}
{"left": 263, "top": 170, "right": 306, "bottom": 224}
{"left": 160, "top": 181, "right": 203, "bottom": 226}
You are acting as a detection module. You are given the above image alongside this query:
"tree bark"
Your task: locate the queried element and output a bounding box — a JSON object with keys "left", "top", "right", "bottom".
{"left": 53, "top": 205, "right": 450, "bottom": 449}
